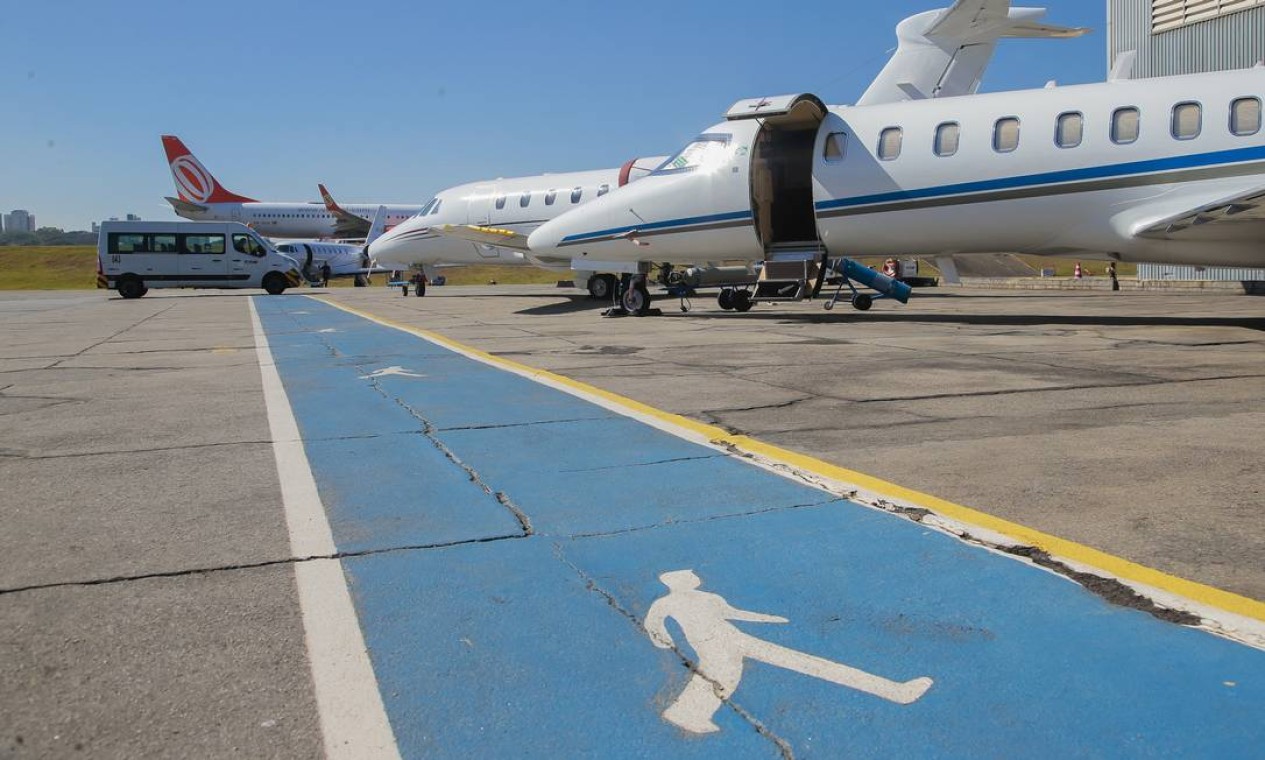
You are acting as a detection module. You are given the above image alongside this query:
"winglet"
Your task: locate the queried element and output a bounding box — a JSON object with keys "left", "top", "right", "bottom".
{"left": 317, "top": 183, "right": 372, "bottom": 239}
{"left": 161, "top": 135, "right": 257, "bottom": 204}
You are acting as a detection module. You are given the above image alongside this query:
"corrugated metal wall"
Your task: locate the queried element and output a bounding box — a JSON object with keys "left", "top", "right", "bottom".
{"left": 1108, "top": 0, "right": 1265, "bottom": 78}
{"left": 1137, "top": 263, "right": 1265, "bottom": 280}
{"left": 1112, "top": 3, "right": 1265, "bottom": 281}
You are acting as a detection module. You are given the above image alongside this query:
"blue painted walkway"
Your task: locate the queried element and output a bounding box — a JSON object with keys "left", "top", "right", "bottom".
{"left": 256, "top": 297, "right": 1265, "bottom": 759}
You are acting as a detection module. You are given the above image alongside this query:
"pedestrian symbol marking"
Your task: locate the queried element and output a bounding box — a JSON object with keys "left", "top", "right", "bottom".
{"left": 359, "top": 366, "right": 426, "bottom": 380}
{"left": 645, "top": 570, "right": 933, "bottom": 734}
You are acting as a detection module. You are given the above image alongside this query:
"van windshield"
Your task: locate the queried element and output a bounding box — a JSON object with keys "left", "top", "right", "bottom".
{"left": 652, "top": 133, "right": 733, "bottom": 176}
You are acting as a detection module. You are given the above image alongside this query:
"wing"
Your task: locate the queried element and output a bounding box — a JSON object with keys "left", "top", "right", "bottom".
{"left": 1134, "top": 184, "right": 1265, "bottom": 239}
{"left": 318, "top": 183, "right": 371, "bottom": 239}
{"left": 436, "top": 224, "right": 532, "bottom": 251}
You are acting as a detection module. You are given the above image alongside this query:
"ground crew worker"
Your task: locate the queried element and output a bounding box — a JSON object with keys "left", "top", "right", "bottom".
{"left": 320, "top": 262, "right": 332, "bottom": 286}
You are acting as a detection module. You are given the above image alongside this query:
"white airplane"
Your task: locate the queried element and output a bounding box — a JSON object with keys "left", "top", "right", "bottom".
{"left": 370, "top": 0, "right": 1086, "bottom": 300}
{"left": 161, "top": 135, "right": 422, "bottom": 238}
{"left": 369, "top": 160, "right": 666, "bottom": 299}
{"left": 276, "top": 205, "right": 393, "bottom": 285}
{"left": 520, "top": 66, "right": 1265, "bottom": 314}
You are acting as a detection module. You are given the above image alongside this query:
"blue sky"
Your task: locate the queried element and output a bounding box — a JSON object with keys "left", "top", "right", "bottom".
{"left": 2, "top": 0, "right": 1108, "bottom": 230}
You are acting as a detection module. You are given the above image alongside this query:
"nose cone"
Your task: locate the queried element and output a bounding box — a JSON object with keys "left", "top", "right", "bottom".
{"left": 525, "top": 215, "right": 570, "bottom": 256}
{"left": 368, "top": 218, "right": 425, "bottom": 268}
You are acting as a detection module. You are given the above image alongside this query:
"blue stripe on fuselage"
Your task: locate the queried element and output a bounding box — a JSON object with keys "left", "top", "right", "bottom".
{"left": 560, "top": 210, "right": 753, "bottom": 244}
{"left": 815, "top": 143, "right": 1265, "bottom": 212}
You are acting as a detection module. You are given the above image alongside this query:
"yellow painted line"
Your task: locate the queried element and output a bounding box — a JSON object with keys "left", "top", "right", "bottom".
{"left": 315, "top": 296, "right": 1265, "bottom": 625}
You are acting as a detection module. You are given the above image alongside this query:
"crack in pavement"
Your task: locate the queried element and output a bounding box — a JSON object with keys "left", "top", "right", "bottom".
{"left": 557, "top": 453, "right": 723, "bottom": 474}
{"left": 435, "top": 415, "right": 611, "bottom": 433}
{"left": 307, "top": 326, "right": 535, "bottom": 536}
{"left": 553, "top": 542, "right": 795, "bottom": 759}
{"left": 0, "top": 438, "right": 274, "bottom": 461}
{"left": 0, "top": 532, "right": 529, "bottom": 597}
{"left": 565, "top": 499, "right": 846, "bottom": 541}
{"left": 47, "top": 303, "right": 179, "bottom": 369}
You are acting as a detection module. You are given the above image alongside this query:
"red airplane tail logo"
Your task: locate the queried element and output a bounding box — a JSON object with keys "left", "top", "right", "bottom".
{"left": 161, "top": 135, "right": 257, "bottom": 204}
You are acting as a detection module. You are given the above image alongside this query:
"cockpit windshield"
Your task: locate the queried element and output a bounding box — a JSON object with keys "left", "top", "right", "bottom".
{"left": 415, "top": 198, "right": 438, "bottom": 218}
{"left": 652, "top": 133, "right": 733, "bottom": 176}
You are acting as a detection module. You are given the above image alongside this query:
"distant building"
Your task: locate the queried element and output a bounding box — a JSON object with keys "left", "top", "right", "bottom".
{"left": 1108, "top": 0, "right": 1265, "bottom": 79}
{"left": 91, "top": 222, "right": 101, "bottom": 234}
{"left": 4, "top": 210, "right": 35, "bottom": 232}
{"left": 126, "top": 213, "right": 141, "bottom": 221}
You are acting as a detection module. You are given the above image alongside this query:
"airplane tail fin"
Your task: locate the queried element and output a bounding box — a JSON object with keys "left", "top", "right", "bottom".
{"left": 361, "top": 206, "right": 390, "bottom": 269}
{"left": 161, "top": 135, "right": 257, "bottom": 204}
{"left": 857, "top": 4, "right": 1090, "bottom": 106}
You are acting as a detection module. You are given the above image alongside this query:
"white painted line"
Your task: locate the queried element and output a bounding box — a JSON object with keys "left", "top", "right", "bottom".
{"left": 249, "top": 298, "right": 400, "bottom": 760}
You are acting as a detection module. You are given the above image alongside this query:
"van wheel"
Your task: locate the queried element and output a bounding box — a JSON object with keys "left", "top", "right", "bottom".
{"left": 117, "top": 278, "right": 145, "bottom": 299}
{"left": 263, "top": 273, "right": 288, "bottom": 295}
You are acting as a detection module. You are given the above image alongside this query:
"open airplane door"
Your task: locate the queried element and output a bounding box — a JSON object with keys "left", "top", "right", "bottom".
{"left": 725, "top": 94, "right": 829, "bottom": 261}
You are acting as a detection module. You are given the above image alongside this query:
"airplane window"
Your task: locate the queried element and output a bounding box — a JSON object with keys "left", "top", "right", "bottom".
{"left": 1112, "top": 107, "right": 1140, "bottom": 144}
{"left": 545, "top": 190, "right": 557, "bottom": 205}
{"left": 1172, "top": 102, "right": 1202, "bottom": 140}
{"left": 652, "top": 133, "right": 733, "bottom": 175}
{"left": 520, "top": 192, "right": 532, "bottom": 208}
{"left": 993, "top": 117, "right": 1020, "bottom": 153}
{"left": 430, "top": 200, "right": 442, "bottom": 215}
{"left": 571, "top": 187, "right": 583, "bottom": 203}
{"left": 1231, "top": 97, "right": 1261, "bottom": 136}
{"left": 823, "top": 132, "right": 847, "bottom": 162}
{"left": 934, "top": 123, "right": 959, "bottom": 157}
{"left": 1056, "top": 112, "right": 1084, "bottom": 148}
{"left": 495, "top": 195, "right": 507, "bottom": 210}
{"left": 597, "top": 184, "right": 610, "bottom": 197}
{"left": 878, "top": 127, "right": 903, "bottom": 160}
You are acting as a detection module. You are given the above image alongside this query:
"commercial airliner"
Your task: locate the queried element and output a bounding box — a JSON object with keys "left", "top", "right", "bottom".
{"left": 370, "top": 0, "right": 1086, "bottom": 299}
{"left": 162, "top": 136, "right": 422, "bottom": 239}
{"left": 517, "top": 67, "right": 1265, "bottom": 314}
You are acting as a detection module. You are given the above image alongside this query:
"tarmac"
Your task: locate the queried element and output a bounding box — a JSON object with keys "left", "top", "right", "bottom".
{"left": 1, "top": 285, "right": 1263, "bottom": 758}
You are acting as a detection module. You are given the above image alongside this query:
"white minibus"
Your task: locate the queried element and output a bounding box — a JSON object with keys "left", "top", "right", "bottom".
{"left": 97, "top": 221, "right": 303, "bottom": 298}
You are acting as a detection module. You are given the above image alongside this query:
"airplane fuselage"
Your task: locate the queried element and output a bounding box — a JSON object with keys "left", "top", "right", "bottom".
{"left": 174, "top": 202, "right": 420, "bottom": 239}
{"left": 529, "top": 67, "right": 1265, "bottom": 270}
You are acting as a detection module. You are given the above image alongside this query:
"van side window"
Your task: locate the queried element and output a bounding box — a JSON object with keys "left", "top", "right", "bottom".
{"left": 179, "top": 234, "right": 225, "bottom": 254}
{"left": 597, "top": 184, "right": 610, "bottom": 197}
{"left": 152, "top": 234, "right": 176, "bottom": 252}
{"left": 1055, "top": 112, "right": 1083, "bottom": 148}
{"left": 1112, "top": 107, "right": 1140, "bottom": 144}
{"left": 1171, "top": 102, "right": 1202, "bottom": 140}
{"left": 823, "top": 132, "right": 847, "bottom": 162}
{"left": 934, "top": 122, "right": 960, "bottom": 157}
{"left": 494, "top": 195, "right": 507, "bottom": 210}
{"left": 1231, "top": 97, "right": 1262, "bottom": 136}
{"left": 571, "top": 187, "right": 583, "bottom": 203}
{"left": 109, "top": 233, "right": 146, "bottom": 253}
{"left": 545, "top": 190, "right": 557, "bottom": 205}
{"left": 877, "top": 127, "right": 903, "bottom": 160}
{"left": 993, "top": 117, "right": 1020, "bottom": 153}
{"left": 520, "top": 192, "right": 532, "bottom": 208}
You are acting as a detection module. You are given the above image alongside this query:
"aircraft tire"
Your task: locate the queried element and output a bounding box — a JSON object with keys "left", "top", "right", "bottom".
{"left": 851, "top": 293, "right": 873, "bottom": 311}
{"left": 621, "top": 281, "right": 651, "bottom": 316}
{"left": 415, "top": 282, "right": 426, "bottom": 297}
{"left": 117, "top": 278, "right": 145, "bottom": 299}
{"left": 263, "top": 273, "right": 288, "bottom": 296}
{"left": 731, "top": 289, "right": 753, "bottom": 313}
{"left": 588, "top": 274, "right": 615, "bottom": 300}
{"left": 717, "top": 288, "right": 734, "bottom": 311}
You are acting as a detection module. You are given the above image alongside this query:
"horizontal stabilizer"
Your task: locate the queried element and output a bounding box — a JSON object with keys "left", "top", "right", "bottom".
{"left": 436, "top": 224, "right": 532, "bottom": 251}
{"left": 1134, "top": 185, "right": 1265, "bottom": 239}
{"left": 165, "top": 196, "right": 208, "bottom": 215}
